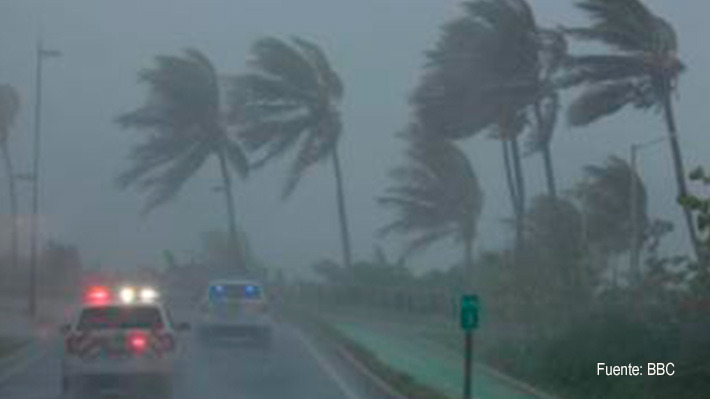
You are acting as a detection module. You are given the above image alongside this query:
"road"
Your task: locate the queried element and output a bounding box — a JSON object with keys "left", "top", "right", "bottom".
{"left": 0, "top": 321, "right": 368, "bottom": 399}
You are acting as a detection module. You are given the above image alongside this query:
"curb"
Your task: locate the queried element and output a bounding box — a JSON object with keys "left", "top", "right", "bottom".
{"left": 330, "top": 338, "right": 410, "bottom": 399}
{"left": 288, "top": 307, "right": 449, "bottom": 399}
{"left": 324, "top": 312, "right": 564, "bottom": 399}
{"left": 298, "top": 322, "right": 410, "bottom": 399}
{"left": 478, "top": 363, "right": 563, "bottom": 399}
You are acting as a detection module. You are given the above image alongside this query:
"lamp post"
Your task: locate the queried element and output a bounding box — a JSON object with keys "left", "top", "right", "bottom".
{"left": 629, "top": 136, "right": 668, "bottom": 286}
{"left": 28, "top": 38, "right": 61, "bottom": 318}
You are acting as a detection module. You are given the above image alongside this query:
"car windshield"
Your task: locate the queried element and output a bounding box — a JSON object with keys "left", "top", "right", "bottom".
{"left": 78, "top": 306, "right": 164, "bottom": 330}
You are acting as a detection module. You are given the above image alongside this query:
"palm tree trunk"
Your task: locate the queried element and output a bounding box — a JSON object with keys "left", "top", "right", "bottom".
{"left": 332, "top": 147, "right": 353, "bottom": 269}
{"left": 534, "top": 102, "right": 557, "bottom": 199}
{"left": 661, "top": 91, "right": 703, "bottom": 262}
{"left": 502, "top": 140, "right": 520, "bottom": 247}
{"left": 1, "top": 143, "right": 18, "bottom": 271}
{"left": 216, "top": 151, "right": 244, "bottom": 273}
{"left": 502, "top": 140, "right": 519, "bottom": 213}
{"left": 541, "top": 145, "right": 557, "bottom": 199}
{"left": 511, "top": 136, "right": 526, "bottom": 252}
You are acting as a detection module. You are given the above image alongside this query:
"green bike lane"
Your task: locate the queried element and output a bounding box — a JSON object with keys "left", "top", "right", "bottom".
{"left": 325, "top": 314, "right": 557, "bottom": 399}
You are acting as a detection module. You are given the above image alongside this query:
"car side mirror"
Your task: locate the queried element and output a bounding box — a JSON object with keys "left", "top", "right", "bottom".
{"left": 175, "top": 322, "right": 191, "bottom": 332}
{"left": 59, "top": 324, "right": 71, "bottom": 335}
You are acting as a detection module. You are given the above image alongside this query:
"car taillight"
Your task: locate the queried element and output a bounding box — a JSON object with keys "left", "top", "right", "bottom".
{"left": 128, "top": 333, "right": 148, "bottom": 353}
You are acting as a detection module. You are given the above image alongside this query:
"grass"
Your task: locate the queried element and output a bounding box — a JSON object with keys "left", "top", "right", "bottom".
{"left": 0, "top": 337, "right": 28, "bottom": 361}
{"left": 284, "top": 306, "right": 451, "bottom": 399}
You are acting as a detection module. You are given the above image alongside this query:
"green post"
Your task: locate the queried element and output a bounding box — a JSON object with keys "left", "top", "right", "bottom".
{"left": 461, "top": 294, "right": 479, "bottom": 399}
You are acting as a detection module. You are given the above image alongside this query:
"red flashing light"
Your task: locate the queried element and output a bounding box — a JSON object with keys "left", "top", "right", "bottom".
{"left": 85, "top": 286, "right": 111, "bottom": 304}
{"left": 129, "top": 334, "right": 148, "bottom": 352}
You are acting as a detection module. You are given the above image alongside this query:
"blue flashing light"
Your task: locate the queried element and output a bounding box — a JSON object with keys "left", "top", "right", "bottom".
{"left": 244, "top": 284, "right": 260, "bottom": 298}
{"left": 209, "top": 285, "right": 225, "bottom": 301}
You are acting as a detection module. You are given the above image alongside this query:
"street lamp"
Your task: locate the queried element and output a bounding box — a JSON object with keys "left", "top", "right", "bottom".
{"left": 629, "top": 136, "right": 668, "bottom": 286}
{"left": 28, "top": 37, "right": 61, "bottom": 318}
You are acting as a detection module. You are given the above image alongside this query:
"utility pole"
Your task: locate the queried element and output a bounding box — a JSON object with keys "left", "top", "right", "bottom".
{"left": 28, "top": 37, "right": 61, "bottom": 318}
{"left": 629, "top": 136, "right": 667, "bottom": 287}
{"left": 629, "top": 144, "right": 640, "bottom": 286}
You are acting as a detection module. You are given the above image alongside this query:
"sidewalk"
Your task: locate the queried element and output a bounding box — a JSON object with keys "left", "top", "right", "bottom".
{"left": 321, "top": 310, "right": 555, "bottom": 399}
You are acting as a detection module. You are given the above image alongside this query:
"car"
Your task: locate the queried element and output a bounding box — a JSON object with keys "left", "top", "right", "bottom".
{"left": 198, "top": 279, "right": 272, "bottom": 348}
{"left": 60, "top": 286, "right": 189, "bottom": 399}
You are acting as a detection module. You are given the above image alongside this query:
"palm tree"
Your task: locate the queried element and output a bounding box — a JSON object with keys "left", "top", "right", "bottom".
{"left": 232, "top": 36, "right": 352, "bottom": 268}
{"left": 0, "top": 84, "right": 20, "bottom": 270}
{"left": 524, "top": 195, "right": 585, "bottom": 291}
{"left": 575, "top": 156, "right": 648, "bottom": 285}
{"left": 562, "top": 0, "right": 700, "bottom": 260}
{"left": 526, "top": 29, "right": 568, "bottom": 199}
{"left": 378, "top": 124, "right": 483, "bottom": 287}
{"left": 412, "top": 0, "right": 557, "bottom": 253}
{"left": 117, "top": 49, "right": 249, "bottom": 272}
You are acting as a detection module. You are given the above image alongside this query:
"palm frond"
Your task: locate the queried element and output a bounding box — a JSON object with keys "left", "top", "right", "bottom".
{"left": 558, "top": 55, "right": 648, "bottom": 88}
{"left": 139, "top": 139, "right": 213, "bottom": 213}
{"left": 117, "top": 49, "right": 248, "bottom": 213}
{"left": 401, "top": 227, "right": 459, "bottom": 258}
{"left": 413, "top": 0, "right": 543, "bottom": 140}
{"left": 239, "top": 114, "right": 312, "bottom": 154}
{"left": 291, "top": 37, "right": 344, "bottom": 100}
{"left": 379, "top": 124, "right": 483, "bottom": 256}
{"left": 572, "top": 0, "right": 659, "bottom": 52}
{"left": 567, "top": 81, "right": 636, "bottom": 126}
{"left": 282, "top": 116, "right": 340, "bottom": 198}
{"left": 564, "top": 0, "right": 684, "bottom": 128}
{"left": 576, "top": 155, "right": 648, "bottom": 253}
{"left": 232, "top": 36, "right": 343, "bottom": 197}
{"left": 250, "top": 37, "right": 320, "bottom": 95}
{"left": 232, "top": 73, "right": 316, "bottom": 108}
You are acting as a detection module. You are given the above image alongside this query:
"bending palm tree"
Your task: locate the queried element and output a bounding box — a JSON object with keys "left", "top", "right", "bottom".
{"left": 0, "top": 84, "right": 20, "bottom": 270}
{"left": 413, "top": 0, "right": 554, "bottom": 253}
{"left": 562, "top": 0, "right": 699, "bottom": 260}
{"left": 117, "top": 49, "right": 249, "bottom": 272}
{"left": 526, "top": 29, "right": 568, "bottom": 199}
{"left": 378, "top": 124, "right": 483, "bottom": 287}
{"left": 233, "top": 36, "right": 352, "bottom": 268}
{"left": 576, "top": 156, "right": 648, "bottom": 284}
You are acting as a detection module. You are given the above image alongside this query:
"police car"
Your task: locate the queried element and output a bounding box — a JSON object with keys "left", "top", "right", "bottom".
{"left": 60, "top": 286, "right": 189, "bottom": 399}
{"left": 198, "top": 279, "right": 272, "bottom": 347}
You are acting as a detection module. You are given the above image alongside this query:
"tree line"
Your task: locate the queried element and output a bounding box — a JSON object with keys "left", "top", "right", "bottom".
{"left": 1, "top": 0, "right": 707, "bottom": 288}
{"left": 109, "top": 0, "right": 710, "bottom": 287}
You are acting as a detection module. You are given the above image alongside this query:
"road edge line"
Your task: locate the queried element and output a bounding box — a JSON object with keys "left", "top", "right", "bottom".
{"left": 477, "top": 363, "right": 563, "bottom": 399}
{"left": 296, "top": 329, "right": 363, "bottom": 399}
{"left": 329, "top": 338, "right": 409, "bottom": 399}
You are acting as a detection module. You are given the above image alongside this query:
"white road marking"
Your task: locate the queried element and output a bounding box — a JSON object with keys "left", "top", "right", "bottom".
{"left": 295, "top": 330, "right": 362, "bottom": 399}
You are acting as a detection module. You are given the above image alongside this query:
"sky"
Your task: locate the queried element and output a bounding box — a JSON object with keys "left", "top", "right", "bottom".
{"left": 0, "top": 0, "right": 708, "bottom": 277}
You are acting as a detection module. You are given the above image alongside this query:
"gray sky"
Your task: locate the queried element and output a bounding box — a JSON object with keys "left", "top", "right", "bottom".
{"left": 0, "top": 1, "right": 707, "bottom": 276}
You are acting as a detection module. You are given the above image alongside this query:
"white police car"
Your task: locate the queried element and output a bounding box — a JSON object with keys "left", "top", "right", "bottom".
{"left": 60, "top": 286, "right": 189, "bottom": 399}
{"left": 198, "top": 279, "right": 272, "bottom": 347}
